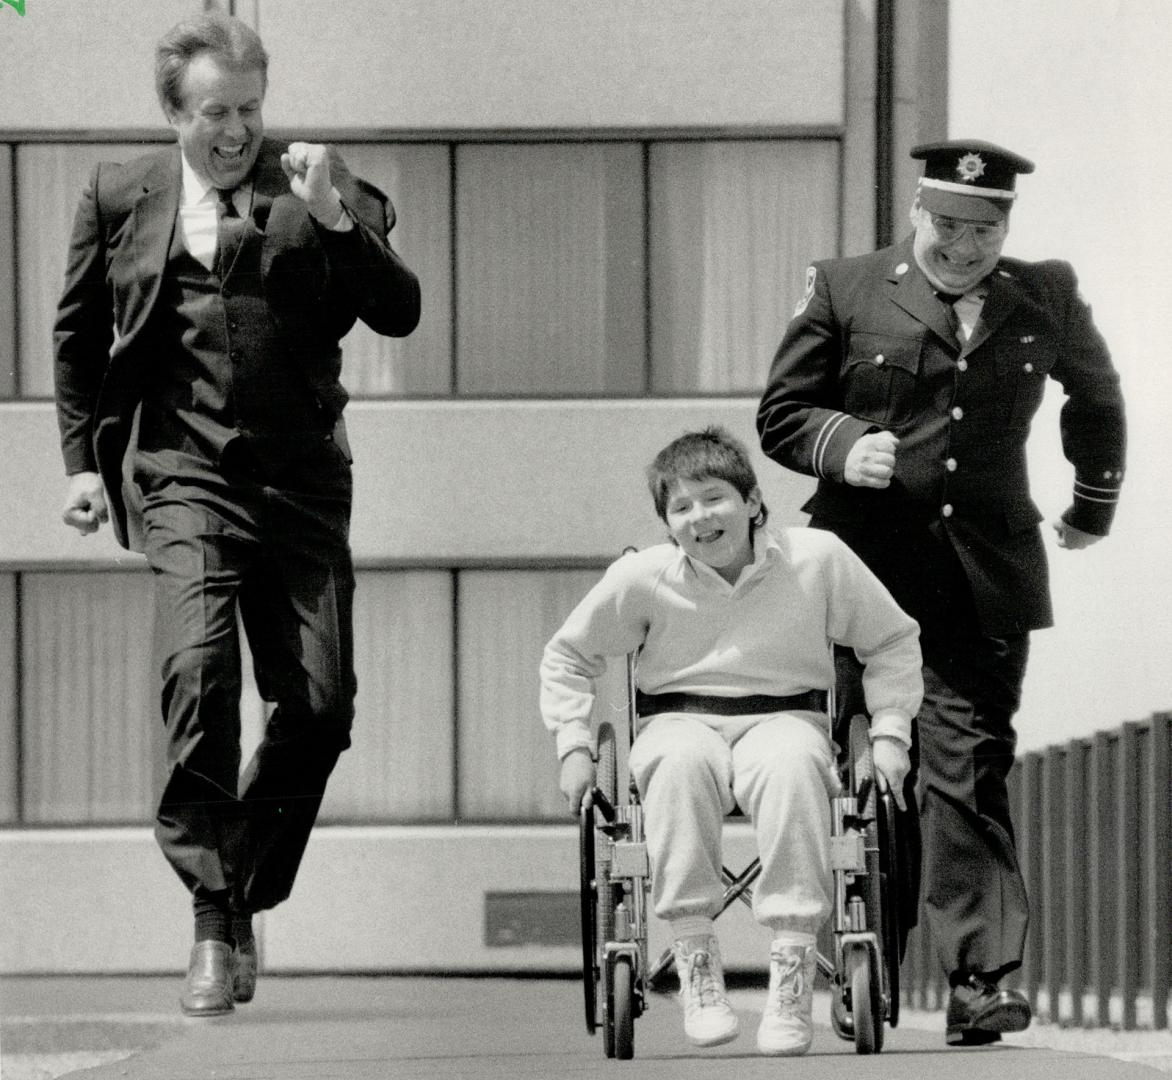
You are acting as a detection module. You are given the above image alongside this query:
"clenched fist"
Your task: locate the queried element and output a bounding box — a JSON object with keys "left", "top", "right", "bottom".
{"left": 844, "top": 430, "right": 899, "bottom": 488}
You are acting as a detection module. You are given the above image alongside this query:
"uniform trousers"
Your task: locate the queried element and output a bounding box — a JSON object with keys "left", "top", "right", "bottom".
{"left": 917, "top": 629, "right": 1030, "bottom": 982}
{"left": 137, "top": 439, "right": 356, "bottom": 915}
{"left": 835, "top": 625, "right": 1030, "bottom": 980}
{"left": 816, "top": 512, "right": 1032, "bottom": 980}
{"left": 627, "top": 711, "right": 839, "bottom": 936}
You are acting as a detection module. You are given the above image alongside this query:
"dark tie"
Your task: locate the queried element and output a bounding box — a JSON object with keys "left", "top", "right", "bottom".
{"left": 936, "top": 290, "right": 962, "bottom": 340}
{"left": 213, "top": 188, "right": 245, "bottom": 277}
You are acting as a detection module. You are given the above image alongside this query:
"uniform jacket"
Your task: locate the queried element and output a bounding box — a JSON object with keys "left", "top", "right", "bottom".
{"left": 53, "top": 138, "right": 421, "bottom": 549}
{"left": 756, "top": 236, "right": 1126, "bottom": 636}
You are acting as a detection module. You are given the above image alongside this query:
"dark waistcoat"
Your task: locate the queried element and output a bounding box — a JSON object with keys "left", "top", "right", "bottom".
{"left": 137, "top": 210, "right": 333, "bottom": 468}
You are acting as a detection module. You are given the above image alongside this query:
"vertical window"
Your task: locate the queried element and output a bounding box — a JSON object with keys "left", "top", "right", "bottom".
{"left": 456, "top": 569, "right": 626, "bottom": 820}
{"left": 336, "top": 144, "right": 454, "bottom": 396}
{"left": 649, "top": 140, "right": 839, "bottom": 392}
{"left": 455, "top": 143, "right": 646, "bottom": 395}
{"left": 16, "top": 144, "right": 150, "bottom": 399}
{"left": 321, "top": 571, "right": 455, "bottom": 821}
{"left": 20, "top": 573, "right": 158, "bottom": 824}
{"left": 0, "top": 147, "right": 14, "bottom": 399}
{"left": 0, "top": 574, "right": 17, "bottom": 822}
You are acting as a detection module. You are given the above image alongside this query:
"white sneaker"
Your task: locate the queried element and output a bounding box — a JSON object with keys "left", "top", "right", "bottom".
{"left": 671, "top": 935, "right": 740, "bottom": 1047}
{"left": 757, "top": 940, "right": 816, "bottom": 1056}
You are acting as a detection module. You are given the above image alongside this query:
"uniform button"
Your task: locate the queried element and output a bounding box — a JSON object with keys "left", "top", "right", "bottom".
{"left": 1103, "top": 470, "right": 1113, "bottom": 480}
{"left": 874, "top": 353, "right": 885, "bottom": 365}
{"left": 957, "top": 359, "right": 969, "bottom": 372}
{"left": 942, "top": 504, "right": 954, "bottom": 517}
{"left": 951, "top": 406, "right": 964, "bottom": 420}
{"left": 1023, "top": 362, "right": 1035, "bottom": 373}
{"left": 946, "top": 458, "right": 958, "bottom": 472}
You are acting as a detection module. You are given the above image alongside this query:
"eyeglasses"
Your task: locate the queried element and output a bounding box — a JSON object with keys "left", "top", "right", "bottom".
{"left": 928, "top": 213, "right": 1007, "bottom": 248}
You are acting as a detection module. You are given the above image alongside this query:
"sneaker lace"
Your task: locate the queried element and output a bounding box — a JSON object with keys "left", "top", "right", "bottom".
{"left": 768, "top": 948, "right": 806, "bottom": 1015}
{"left": 682, "top": 948, "right": 723, "bottom": 1009}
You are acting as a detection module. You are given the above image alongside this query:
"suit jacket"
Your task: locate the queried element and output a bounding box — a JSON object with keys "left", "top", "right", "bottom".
{"left": 757, "top": 236, "right": 1126, "bottom": 637}
{"left": 53, "top": 138, "right": 421, "bottom": 549}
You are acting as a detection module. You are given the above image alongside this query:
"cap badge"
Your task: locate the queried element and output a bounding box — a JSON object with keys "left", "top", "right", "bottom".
{"left": 955, "top": 152, "right": 987, "bottom": 184}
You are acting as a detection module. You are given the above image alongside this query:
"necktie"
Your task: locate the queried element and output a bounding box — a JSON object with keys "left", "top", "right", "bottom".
{"left": 213, "top": 188, "right": 245, "bottom": 277}
{"left": 936, "top": 290, "right": 963, "bottom": 341}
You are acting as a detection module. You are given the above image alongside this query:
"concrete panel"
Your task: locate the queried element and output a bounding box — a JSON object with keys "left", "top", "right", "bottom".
{"left": 0, "top": 2, "right": 193, "bottom": 131}
{"left": 0, "top": 400, "right": 816, "bottom": 568}
{"left": 259, "top": 0, "right": 845, "bottom": 132}
{"left": 268, "top": 824, "right": 766, "bottom": 974}
{"left": 0, "top": 824, "right": 768, "bottom": 975}
{"left": 0, "top": 828, "right": 191, "bottom": 973}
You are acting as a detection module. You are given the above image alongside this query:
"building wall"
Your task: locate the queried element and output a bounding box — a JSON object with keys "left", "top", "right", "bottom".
{"left": 0, "top": 0, "right": 953, "bottom": 974}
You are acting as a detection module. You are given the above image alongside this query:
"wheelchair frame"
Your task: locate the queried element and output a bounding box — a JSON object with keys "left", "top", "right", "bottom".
{"left": 578, "top": 649, "right": 904, "bottom": 1058}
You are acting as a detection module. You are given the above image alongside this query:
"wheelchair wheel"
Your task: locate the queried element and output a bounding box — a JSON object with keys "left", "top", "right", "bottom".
{"left": 847, "top": 716, "right": 884, "bottom": 951}
{"left": 878, "top": 790, "right": 901, "bottom": 1028}
{"left": 579, "top": 795, "right": 599, "bottom": 1033}
{"left": 847, "top": 947, "right": 884, "bottom": 1054}
{"left": 608, "top": 955, "right": 636, "bottom": 1060}
{"left": 580, "top": 723, "right": 619, "bottom": 1036}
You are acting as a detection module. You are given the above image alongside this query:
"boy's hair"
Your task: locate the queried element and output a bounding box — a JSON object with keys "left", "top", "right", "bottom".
{"left": 646, "top": 426, "right": 769, "bottom": 528}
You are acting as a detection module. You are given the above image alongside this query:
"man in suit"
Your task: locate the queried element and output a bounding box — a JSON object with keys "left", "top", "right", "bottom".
{"left": 757, "top": 141, "right": 1125, "bottom": 1045}
{"left": 53, "top": 12, "right": 420, "bottom": 1016}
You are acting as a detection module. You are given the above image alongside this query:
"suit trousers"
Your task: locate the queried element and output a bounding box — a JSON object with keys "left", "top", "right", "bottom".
{"left": 137, "top": 440, "right": 356, "bottom": 914}
{"left": 628, "top": 711, "right": 839, "bottom": 936}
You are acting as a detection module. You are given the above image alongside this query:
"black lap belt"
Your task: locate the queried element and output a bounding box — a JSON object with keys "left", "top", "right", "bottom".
{"left": 634, "top": 690, "right": 827, "bottom": 719}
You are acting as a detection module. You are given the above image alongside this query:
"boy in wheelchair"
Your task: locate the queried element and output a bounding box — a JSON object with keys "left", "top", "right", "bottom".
{"left": 540, "top": 426, "right": 922, "bottom": 1056}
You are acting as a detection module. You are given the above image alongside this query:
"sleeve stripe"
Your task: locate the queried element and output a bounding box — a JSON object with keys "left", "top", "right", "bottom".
{"left": 812, "top": 412, "right": 850, "bottom": 479}
{"left": 1073, "top": 492, "right": 1120, "bottom": 505}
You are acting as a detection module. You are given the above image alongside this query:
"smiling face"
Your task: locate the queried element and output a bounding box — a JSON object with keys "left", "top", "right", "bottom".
{"left": 166, "top": 52, "right": 265, "bottom": 190}
{"left": 663, "top": 476, "right": 762, "bottom": 585}
{"left": 910, "top": 201, "right": 1008, "bottom": 295}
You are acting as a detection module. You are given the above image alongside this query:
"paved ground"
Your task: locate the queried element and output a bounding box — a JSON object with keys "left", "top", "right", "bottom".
{"left": 1, "top": 975, "right": 1169, "bottom": 1079}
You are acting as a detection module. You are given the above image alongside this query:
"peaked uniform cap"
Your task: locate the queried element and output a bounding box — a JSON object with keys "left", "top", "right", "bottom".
{"left": 910, "top": 139, "right": 1035, "bottom": 222}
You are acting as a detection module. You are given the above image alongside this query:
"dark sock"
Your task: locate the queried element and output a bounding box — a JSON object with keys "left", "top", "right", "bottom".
{"left": 231, "top": 914, "right": 255, "bottom": 950}
{"left": 193, "top": 891, "right": 232, "bottom": 945}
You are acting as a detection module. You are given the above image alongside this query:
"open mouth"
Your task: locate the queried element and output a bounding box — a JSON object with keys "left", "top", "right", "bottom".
{"left": 214, "top": 145, "right": 248, "bottom": 166}
{"left": 694, "top": 530, "right": 724, "bottom": 544}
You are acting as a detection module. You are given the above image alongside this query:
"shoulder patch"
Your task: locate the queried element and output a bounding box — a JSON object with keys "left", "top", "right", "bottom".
{"left": 793, "top": 265, "right": 817, "bottom": 317}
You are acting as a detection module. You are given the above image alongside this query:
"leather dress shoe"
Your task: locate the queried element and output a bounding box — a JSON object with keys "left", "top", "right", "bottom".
{"left": 946, "top": 973, "right": 1031, "bottom": 1045}
{"left": 232, "top": 940, "right": 258, "bottom": 1003}
{"left": 180, "top": 940, "right": 235, "bottom": 1017}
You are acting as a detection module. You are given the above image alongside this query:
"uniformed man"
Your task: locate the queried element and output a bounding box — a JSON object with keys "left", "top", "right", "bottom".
{"left": 756, "top": 140, "right": 1126, "bottom": 1045}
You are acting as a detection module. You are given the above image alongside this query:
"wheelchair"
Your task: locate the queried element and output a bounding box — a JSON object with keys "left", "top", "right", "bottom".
{"left": 578, "top": 649, "right": 905, "bottom": 1059}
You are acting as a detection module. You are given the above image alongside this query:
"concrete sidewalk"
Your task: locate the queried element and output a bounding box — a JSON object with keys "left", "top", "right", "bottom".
{"left": 2, "top": 975, "right": 1169, "bottom": 1079}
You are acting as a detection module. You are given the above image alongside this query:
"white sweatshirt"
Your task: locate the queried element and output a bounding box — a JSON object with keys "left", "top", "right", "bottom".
{"left": 540, "top": 527, "right": 923, "bottom": 761}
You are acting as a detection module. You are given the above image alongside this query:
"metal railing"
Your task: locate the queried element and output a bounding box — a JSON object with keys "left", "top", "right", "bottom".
{"left": 900, "top": 712, "right": 1170, "bottom": 1030}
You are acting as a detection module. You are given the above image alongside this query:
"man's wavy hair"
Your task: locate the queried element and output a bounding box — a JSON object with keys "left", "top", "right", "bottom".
{"left": 646, "top": 425, "right": 768, "bottom": 531}
{"left": 155, "top": 11, "right": 269, "bottom": 117}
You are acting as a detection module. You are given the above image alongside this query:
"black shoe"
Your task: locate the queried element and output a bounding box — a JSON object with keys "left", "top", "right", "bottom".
{"left": 945, "top": 974, "right": 1031, "bottom": 1046}
{"left": 231, "top": 939, "right": 258, "bottom": 1003}
{"left": 180, "top": 940, "right": 235, "bottom": 1017}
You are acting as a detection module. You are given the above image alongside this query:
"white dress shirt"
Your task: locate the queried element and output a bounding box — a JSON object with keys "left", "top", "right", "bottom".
{"left": 177, "top": 154, "right": 251, "bottom": 270}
